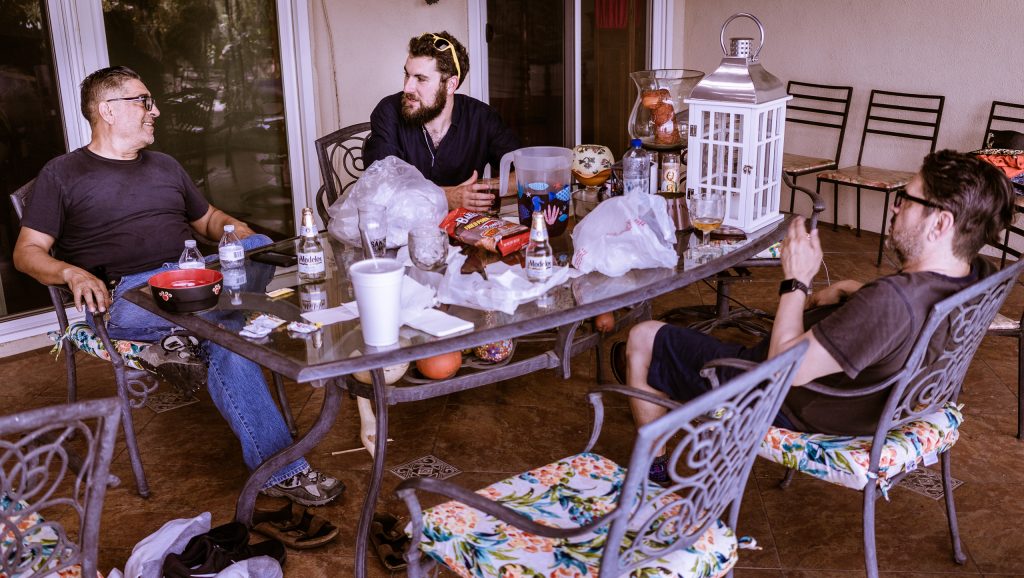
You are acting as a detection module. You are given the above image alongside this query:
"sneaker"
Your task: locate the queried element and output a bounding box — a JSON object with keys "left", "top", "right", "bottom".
{"left": 136, "top": 332, "right": 206, "bottom": 397}
{"left": 648, "top": 455, "right": 670, "bottom": 486}
{"left": 262, "top": 468, "right": 345, "bottom": 507}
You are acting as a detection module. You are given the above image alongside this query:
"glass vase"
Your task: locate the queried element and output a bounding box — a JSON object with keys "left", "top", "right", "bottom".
{"left": 628, "top": 69, "right": 705, "bottom": 150}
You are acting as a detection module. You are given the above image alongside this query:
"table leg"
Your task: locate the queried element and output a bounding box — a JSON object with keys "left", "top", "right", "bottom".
{"left": 234, "top": 377, "right": 344, "bottom": 526}
{"left": 355, "top": 367, "right": 390, "bottom": 578}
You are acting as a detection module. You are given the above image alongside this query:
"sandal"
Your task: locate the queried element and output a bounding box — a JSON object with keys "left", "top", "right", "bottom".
{"left": 252, "top": 502, "right": 339, "bottom": 550}
{"left": 369, "top": 512, "right": 409, "bottom": 571}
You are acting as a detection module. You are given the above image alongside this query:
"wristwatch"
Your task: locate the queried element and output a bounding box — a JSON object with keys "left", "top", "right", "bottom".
{"left": 779, "top": 279, "right": 812, "bottom": 296}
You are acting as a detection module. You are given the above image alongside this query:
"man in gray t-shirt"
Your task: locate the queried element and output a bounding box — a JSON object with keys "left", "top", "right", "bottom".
{"left": 621, "top": 150, "right": 1014, "bottom": 481}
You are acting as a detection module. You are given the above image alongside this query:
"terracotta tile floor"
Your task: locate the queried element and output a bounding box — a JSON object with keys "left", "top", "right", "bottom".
{"left": 2, "top": 227, "right": 1022, "bottom": 577}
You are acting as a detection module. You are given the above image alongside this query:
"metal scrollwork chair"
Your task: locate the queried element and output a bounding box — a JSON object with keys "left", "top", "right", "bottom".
{"left": 10, "top": 181, "right": 299, "bottom": 499}
{"left": 396, "top": 341, "right": 808, "bottom": 578}
{"left": 754, "top": 257, "right": 1024, "bottom": 578}
{"left": 314, "top": 122, "right": 372, "bottom": 224}
{"left": 816, "top": 89, "right": 945, "bottom": 266}
{"left": 782, "top": 81, "right": 853, "bottom": 214}
{"left": 1, "top": 397, "right": 121, "bottom": 578}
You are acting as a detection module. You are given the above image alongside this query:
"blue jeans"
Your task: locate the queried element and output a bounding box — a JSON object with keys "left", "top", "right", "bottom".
{"left": 91, "top": 234, "right": 308, "bottom": 488}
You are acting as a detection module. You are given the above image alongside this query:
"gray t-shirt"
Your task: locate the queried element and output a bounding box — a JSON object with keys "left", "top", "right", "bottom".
{"left": 780, "top": 260, "right": 987, "bottom": 435}
{"left": 23, "top": 147, "right": 209, "bottom": 281}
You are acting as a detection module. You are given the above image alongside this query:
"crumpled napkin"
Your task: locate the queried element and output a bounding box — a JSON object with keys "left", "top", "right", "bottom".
{"left": 437, "top": 248, "right": 577, "bottom": 314}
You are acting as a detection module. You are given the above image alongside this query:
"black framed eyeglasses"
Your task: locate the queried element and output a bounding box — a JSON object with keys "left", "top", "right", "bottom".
{"left": 422, "top": 33, "right": 461, "bottom": 83}
{"left": 105, "top": 95, "right": 155, "bottom": 111}
{"left": 894, "top": 190, "right": 944, "bottom": 211}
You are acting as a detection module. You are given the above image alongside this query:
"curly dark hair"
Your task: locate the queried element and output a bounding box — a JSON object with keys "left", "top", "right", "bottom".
{"left": 918, "top": 149, "right": 1015, "bottom": 261}
{"left": 80, "top": 66, "right": 142, "bottom": 124}
{"left": 409, "top": 31, "right": 469, "bottom": 88}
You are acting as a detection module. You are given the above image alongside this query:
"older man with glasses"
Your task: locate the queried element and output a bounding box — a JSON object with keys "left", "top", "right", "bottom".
{"left": 616, "top": 150, "right": 1014, "bottom": 484}
{"left": 14, "top": 66, "right": 345, "bottom": 508}
{"left": 364, "top": 31, "right": 520, "bottom": 212}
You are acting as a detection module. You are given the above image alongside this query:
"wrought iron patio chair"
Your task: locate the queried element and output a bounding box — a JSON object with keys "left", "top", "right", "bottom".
{"left": 395, "top": 341, "right": 808, "bottom": 577}
{"left": 782, "top": 81, "right": 853, "bottom": 214}
{"left": 9, "top": 181, "right": 299, "bottom": 498}
{"left": 752, "top": 257, "right": 1024, "bottom": 578}
{"left": 315, "top": 122, "right": 372, "bottom": 224}
{"left": 816, "top": 89, "right": 944, "bottom": 265}
{"left": 0, "top": 397, "right": 121, "bottom": 578}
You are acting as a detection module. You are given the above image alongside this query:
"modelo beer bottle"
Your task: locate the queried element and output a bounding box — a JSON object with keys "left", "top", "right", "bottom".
{"left": 525, "top": 211, "right": 553, "bottom": 282}
{"left": 297, "top": 207, "right": 326, "bottom": 282}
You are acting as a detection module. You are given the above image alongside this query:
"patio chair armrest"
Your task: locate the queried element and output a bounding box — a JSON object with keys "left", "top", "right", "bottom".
{"left": 582, "top": 385, "right": 685, "bottom": 453}
{"left": 796, "top": 372, "right": 901, "bottom": 398}
{"left": 783, "top": 172, "right": 825, "bottom": 228}
{"left": 396, "top": 476, "right": 614, "bottom": 541}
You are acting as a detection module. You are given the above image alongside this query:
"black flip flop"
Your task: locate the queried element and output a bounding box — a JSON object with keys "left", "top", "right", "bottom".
{"left": 370, "top": 512, "right": 409, "bottom": 571}
{"left": 252, "top": 502, "right": 339, "bottom": 550}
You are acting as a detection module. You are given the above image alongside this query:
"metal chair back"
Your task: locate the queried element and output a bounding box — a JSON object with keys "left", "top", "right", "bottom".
{"left": 869, "top": 258, "right": 1024, "bottom": 466}
{"left": 982, "top": 101, "right": 1024, "bottom": 149}
{"left": 601, "top": 341, "right": 806, "bottom": 576}
{"left": 855, "top": 89, "right": 944, "bottom": 167}
{"left": 0, "top": 397, "right": 121, "bottom": 578}
{"left": 314, "top": 122, "right": 372, "bottom": 223}
{"left": 785, "top": 80, "right": 854, "bottom": 168}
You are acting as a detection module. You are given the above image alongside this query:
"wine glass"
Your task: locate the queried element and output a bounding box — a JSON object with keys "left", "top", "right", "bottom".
{"left": 408, "top": 227, "right": 448, "bottom": 271}
{"left": 688, "top": 190, "right": 725, "bottom": 254}
{"left": 571, "top": 145, "right": 614, "bottom": 217}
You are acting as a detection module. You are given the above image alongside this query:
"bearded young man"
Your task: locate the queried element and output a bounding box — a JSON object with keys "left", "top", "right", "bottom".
{"left": 618, "top": 150, "right": 1014, "bottom": 484}
{"left": 364, "top": 31, "right": 520, "bottom": 212}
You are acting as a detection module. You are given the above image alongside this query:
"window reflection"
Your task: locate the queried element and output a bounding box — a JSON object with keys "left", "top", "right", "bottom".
{"left": 103, "top": 0, "right": 293, "bottom": 239}
{"left": 0, "top": 1, "right": 67, "bottom": 320}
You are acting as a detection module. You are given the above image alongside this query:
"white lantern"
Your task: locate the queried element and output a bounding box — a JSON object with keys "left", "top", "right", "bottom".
{"left": 685, "top": 13, "right": 791, "bottom": 233}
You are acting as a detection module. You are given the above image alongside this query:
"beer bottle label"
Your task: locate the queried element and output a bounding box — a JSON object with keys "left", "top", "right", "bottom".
{"left": 298, "top": 250, "right": 325, "bottom": 274}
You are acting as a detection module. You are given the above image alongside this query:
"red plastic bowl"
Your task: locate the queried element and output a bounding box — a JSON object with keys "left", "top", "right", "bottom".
{"left": 148, "top": 269, "right": 224, "bottom": 313}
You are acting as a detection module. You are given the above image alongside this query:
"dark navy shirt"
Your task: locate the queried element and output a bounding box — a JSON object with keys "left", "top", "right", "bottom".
{"left": 364, "top": 92, "right": 520, "bottom": 186}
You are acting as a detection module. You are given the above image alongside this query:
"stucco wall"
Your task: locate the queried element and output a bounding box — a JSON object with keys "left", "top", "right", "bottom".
{"left": 309, "top": 0, "right": 470, "bottom": 133}
{"left": 682, "top": 0, "right": 1023, "bottom": 232}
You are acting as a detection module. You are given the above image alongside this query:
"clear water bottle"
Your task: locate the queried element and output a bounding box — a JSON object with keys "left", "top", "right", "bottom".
{"left": 525, "top": 211, "right": 553, "bottom": 282}
{"left": 178, "top": 239, "right": 205, "bottom": 270}
{"left": 622, "top": 138, "right": 650, "bottom": 196}
{"left": 218, "top": 224, "right": 245, "bottom": 269}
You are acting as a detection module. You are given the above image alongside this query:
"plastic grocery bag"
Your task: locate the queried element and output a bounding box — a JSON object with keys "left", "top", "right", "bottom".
{"left": 327, "top": 156, "right": 449, "bottom": 248}
{"left": 571, "top": 193, "right": 677, "bottom": 277}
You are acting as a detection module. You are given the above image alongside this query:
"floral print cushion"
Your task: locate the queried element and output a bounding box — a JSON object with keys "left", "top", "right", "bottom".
{"left": 816, "top": 166, "right": 916, "bottom": 189}
{"left": 758, "top": 403, "right": 963, "bottom": 495}
{"left": 413, "top": 452, "right": 740, "bottom": 578}
{"left": 1, "top": 496, "right": 99, "bottom": 578}
{"left": 48, "top": 322, "right": 148, "bottom": 371}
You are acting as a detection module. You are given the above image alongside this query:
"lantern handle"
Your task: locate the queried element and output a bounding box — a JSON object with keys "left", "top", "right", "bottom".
{"left": 719, "top": 12, "right": 765, "bottom": 61}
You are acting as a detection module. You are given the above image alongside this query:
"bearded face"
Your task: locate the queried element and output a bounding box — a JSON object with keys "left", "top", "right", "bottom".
{"left": 401, "top": 78, "right": 448, "bottom": 125}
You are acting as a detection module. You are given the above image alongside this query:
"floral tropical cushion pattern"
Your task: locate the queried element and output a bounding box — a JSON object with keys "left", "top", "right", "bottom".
{"left": 413, "top": 452, "right": 740, "bottom": 578}
{"left": 0, "top": 496, "right": 99, "bottom": 578}
{"left": 758, "top": 403, "right": 963, "bottom": 495}
{"left": 48, "top": 322, "right": 148, "bottom": 371}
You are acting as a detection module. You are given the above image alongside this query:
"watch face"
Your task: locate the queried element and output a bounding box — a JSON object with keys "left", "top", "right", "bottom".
{"left": 780, "top": 279, "right": 809, "bottom": 295}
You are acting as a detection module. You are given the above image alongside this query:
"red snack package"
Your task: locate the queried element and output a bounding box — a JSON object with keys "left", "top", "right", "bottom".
{"left": 440, "top": 208, "right": 530, "bottom": 256}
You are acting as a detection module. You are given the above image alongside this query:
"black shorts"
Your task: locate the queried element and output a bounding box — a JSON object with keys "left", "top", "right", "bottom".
{"left": 647, "top": 324, "right": 795, "bottom": 429}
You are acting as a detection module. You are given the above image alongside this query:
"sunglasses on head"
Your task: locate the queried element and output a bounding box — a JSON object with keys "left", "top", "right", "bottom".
{"left": 422, "top": 33, "right": 461, "bottom": 84}
{"left": 106, "top": 94, "right": 156, "bottom": 111}
{"left": 894, "top": 190, "right": 944, "bottom": 211}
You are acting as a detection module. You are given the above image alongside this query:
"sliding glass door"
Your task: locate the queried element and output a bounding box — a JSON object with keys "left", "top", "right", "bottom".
{"left": 0, "top": 1, "right": 67, "bottom": 320}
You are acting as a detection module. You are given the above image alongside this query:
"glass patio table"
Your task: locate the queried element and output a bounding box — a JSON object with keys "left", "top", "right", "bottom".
{"left": 124, "top": 215, "right": 790, "bottom": 576}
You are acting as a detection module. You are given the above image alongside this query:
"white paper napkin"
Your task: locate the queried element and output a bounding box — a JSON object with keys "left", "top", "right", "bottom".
{"left": 300, "top": 302, "right": 359, "bottom": 325}
{"left": 403, "top": 308, "right": 474, "bottom": 337}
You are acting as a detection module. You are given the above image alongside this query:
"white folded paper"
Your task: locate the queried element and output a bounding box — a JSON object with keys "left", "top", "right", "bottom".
{"left": 403, "top": 308, "right": 474, "bottom": 337}
{"left": 300, "top": 302, "right": 360, "bottom": 325}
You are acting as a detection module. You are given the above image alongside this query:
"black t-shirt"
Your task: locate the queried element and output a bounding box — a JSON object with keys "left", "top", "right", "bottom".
{"left": 779, "top": 260, "right": 988, "bottom": 435}
{"left": 22, "top": 147, "right": 209, "bottom": 280}
{"left": 364, "top": 92, "right": 520, "bottom": 186}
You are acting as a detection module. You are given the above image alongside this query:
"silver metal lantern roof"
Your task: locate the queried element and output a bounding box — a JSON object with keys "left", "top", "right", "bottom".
{"left": 688, "top": 13, "right": 787, "bottom": 104}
